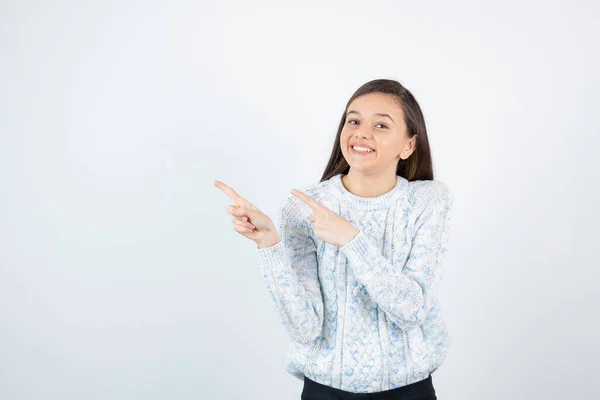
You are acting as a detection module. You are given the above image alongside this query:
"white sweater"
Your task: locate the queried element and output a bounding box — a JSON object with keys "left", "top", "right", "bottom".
{"left": 257, "top": 173, "right": 454, "bottom": 393}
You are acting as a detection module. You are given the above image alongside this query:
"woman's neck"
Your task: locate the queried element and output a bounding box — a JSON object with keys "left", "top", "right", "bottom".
{"left": 341, "top": 170, "right": 398, "bottom": 198}
{"left": 329, "top": 171, "right": 405, "bottom": 211}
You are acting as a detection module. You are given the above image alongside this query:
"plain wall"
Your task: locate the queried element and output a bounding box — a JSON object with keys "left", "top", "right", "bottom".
{"left": 1, "top": 1, "right": 598, "bottom": 399}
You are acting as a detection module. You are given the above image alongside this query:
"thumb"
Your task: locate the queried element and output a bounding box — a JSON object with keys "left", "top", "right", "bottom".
{"left": 241, "top": 205, "right": 276, "bottom": 231}
{"left": 241, "top": 201, "right": 258, "bottom": 211}
{"left": 242, "top": 206, "right": 259, "bottom": 218}
{"left": 241, "top": 206, "right": 266, "bottom": 222}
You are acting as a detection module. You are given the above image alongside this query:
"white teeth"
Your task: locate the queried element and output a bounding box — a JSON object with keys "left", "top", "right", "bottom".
{"left": 353, "top": 145, "right": 374, "bottom": 153}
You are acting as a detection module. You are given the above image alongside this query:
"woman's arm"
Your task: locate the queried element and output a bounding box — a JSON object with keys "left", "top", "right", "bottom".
{"left": 339, "top": 182, "right": 453, "bottom": 332}
{"left": 257, "top": 194, "right": 324, "bottom": 345}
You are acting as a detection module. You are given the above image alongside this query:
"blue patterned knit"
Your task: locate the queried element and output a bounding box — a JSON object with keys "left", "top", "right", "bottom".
{"left": 257, "top": 173, "right": 453, "bottom": 393}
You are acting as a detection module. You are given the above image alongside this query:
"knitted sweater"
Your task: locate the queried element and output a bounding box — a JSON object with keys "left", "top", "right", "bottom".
{"left": 257, "top": 173, "right": 453, "bottom": 393}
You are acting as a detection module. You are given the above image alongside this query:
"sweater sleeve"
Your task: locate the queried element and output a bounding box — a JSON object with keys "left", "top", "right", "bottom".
{"left": 257, "top": 195, "right": 324, "bottom": 345}
{"left": 339, "top": 182, "right": 453, "bottom": 332}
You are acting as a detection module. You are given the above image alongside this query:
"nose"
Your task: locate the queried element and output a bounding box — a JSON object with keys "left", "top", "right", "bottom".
{"left": 354, "top": 131, "right": 372, "bottom": 140}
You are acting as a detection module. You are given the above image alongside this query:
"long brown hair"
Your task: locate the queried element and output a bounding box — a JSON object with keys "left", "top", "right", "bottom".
{"left": 320, "top": 79, "right": 434, "bottom": 183}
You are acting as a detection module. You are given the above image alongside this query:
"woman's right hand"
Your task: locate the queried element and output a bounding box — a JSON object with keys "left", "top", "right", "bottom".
{"left": 214, "top": 180, "right": 281, "bottom": 249}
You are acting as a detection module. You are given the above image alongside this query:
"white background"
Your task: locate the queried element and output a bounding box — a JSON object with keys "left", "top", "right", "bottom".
{"left": 1, "top": 1, "right": 598, "bottom": 399}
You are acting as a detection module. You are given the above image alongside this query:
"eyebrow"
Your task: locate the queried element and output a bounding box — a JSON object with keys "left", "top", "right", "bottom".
{"left": 346, "top": 109, "right": 394, "bottom": 123}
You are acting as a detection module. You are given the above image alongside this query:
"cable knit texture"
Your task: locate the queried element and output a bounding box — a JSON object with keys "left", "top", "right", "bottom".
{"left": 257, "top": 173, "right": 453, "bottom": 393}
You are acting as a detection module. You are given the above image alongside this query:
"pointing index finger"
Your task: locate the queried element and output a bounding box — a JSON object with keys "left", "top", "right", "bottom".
{"left": 291, "top": 189, "right": 321, "bottom": 211}
{"left": 214, "top": 180, "right": 249, "bottom": 207}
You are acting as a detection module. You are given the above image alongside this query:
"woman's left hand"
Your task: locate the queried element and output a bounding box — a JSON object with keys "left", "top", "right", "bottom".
{"left": 291, "top": 189, "right": 360, "bottom": 247}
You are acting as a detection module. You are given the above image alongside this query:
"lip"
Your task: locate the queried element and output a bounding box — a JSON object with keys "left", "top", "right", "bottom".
{"left": 350, "top": 143, "right": 375, "bottom": 150}
{"left": 350, "top": 145, "right": 376, "bottom": 156}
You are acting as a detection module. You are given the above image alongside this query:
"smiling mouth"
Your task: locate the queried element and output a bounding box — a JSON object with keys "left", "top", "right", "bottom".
{"left": 351, "top": 145, "right": 376, "bottom": 154}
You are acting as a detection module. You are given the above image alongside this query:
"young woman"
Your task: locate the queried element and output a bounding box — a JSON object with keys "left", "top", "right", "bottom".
{"left": 214, "top": 79, "right": 453, "bottom": 399}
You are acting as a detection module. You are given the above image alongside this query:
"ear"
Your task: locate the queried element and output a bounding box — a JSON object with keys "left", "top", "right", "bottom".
{"left": 398, "top": 135, "right": 417, "bottom": 160}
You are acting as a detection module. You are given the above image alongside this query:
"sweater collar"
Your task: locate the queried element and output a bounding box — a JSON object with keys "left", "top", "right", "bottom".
{"left": 329, "top": 173, "right": 406, "bottom": 211}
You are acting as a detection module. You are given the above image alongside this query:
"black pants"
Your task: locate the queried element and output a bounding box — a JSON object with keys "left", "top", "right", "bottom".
{"left": 301, "top": 375, "right": 437, "bottom": 400}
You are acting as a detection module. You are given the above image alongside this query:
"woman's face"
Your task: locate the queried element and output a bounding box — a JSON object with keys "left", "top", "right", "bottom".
{"left": 340, "top": 92, "right": 416, "bottom": 174}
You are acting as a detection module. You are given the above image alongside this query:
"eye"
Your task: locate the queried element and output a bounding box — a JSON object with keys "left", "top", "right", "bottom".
{"left": 346, "top": 119, "right": 388, "bottom": 129}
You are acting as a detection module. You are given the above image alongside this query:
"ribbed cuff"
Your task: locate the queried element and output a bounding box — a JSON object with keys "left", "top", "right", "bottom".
{"left": 339, "top": 229, "right": 377, "bottom": 267}
{"left": 257, "top": 239, "right": 287, "bottom": 275}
